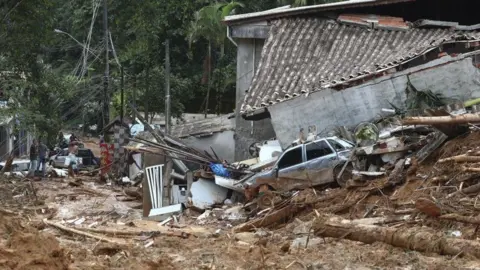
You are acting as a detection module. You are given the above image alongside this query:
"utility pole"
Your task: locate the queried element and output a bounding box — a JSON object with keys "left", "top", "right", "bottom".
{"left": 133, "top": 65, "right": 136, "bottom": 116}
{"left": 120, "top": 66, "right": 124, "bottom": 124}
{"left": 165, "top": 39, "right": 171, "bottom": 134}
{"left": 164, "top": 38, "right": 173, "bottom": 205}
{"left": 102, "top": 0, "right": 109, "bottom": 135}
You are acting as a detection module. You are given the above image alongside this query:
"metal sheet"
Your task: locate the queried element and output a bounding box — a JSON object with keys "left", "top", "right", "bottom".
{"left": 190, "top": 178, "right": 229, "bottom": 209}
{"left": 214, "top": 176, "right": 246, "bottom": 192}
{"left": 148, "top": 204, "right": 183, "bottom": 221}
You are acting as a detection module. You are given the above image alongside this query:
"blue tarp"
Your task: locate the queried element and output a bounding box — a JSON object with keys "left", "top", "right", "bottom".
{"left": 210, "top": 163, "right": 230, "bottom": 178}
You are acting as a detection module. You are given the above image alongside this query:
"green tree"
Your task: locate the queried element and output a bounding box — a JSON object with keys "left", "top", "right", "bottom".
{"left": 0, "top": 0, "right": 80, "bottom": 145}
{"left": 0, "top": 0, "right": 288, "bottom": 140}
{"left": 188, "top": 1, "right": 244, "bottom": 116}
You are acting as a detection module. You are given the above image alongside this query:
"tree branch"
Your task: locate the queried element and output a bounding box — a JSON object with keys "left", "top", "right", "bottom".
{"left": 2, "top": 0, "right": 24, "bottom": 22}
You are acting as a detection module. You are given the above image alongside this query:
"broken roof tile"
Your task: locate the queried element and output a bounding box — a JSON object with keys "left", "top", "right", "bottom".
{"left": 338, "top": 14, "right": 409, "bottom": 30}
{"left": 170, "top": 114, "right": 234, "bottom": 139}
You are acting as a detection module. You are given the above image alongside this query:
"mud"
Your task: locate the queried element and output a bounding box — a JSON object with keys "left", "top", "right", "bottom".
{"left": 0, "top": 217, "right": 70, "bottom": 270}
{"left": 2, "top": 143, "right": 480, "bottom": 270}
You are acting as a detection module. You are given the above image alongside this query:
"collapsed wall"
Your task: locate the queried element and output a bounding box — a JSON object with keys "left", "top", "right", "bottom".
{"left": 269, "top": 55, "right": 480, "bottom": 148}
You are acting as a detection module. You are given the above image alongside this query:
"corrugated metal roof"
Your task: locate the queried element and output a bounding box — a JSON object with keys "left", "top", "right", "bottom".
{"left": 171, "top": 114, "right": 234, "bottom": 138}
{"left": 224, "top": 0, "right": 415, "bottom": 25}
{"left": 241, "top": 17, "right": 480, "bottom": 113}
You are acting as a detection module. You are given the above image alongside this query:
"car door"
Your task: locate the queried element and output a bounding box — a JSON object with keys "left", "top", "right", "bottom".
{"left": 276, "top": 145, "right": 307, "bottom": 180}
{"left": 55, "top": 150, "right": 68, "bottom": 168}
{"left": 304, "top": 139, "right": 338, "bottom": 185}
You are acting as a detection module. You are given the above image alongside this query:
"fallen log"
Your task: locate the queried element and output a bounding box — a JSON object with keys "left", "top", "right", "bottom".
{"left": 76, "top": 227, "right": 190, "bottom": 238}
{"left": 461, "top": 182, "right": 480, "bottom": 194}
{"left": 447, "top": 182, "right": 480, "bottom": 198}
{"left": 466, "top": 150, "right": 480, "bottom": 156}
{"left": 43, "top": 219, "right": 126, "bottom": 245}
{"left": 461, "top": 166, "right": 480, "bottom": 173}
{"left": 349, "top": 215, "right": 411, "bottom": 226}
{"left": 438, "top": 155, "right": 480, "bottom": 163}
{"left": 403, "top": 114, "right": 480, "bottom": 125}
{"left": 313, "top": 214, "right": 480, "bottom": 258}
{"left": 0, "top": 208, "right": 17, "bottom": 215}
{"left": 438, "top": 213, "right": 480, "bottom": 225}
{"left": 234, "top": 205, "right": 300, "bottom": 233}
{"left": 456, "top": 173, "right": 480, "bottom": 182}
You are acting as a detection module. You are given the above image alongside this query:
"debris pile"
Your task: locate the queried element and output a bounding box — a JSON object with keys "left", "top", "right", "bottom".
{"left": 203, "top": 128, "right": 480, "bottom": 260}
{"left": 0, "top": 178, "right": 39, "bottom": 209}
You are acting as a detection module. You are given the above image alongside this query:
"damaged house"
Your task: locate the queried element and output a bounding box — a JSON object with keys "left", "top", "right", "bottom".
{"left": 171, "top": 114, "right": 236, "bottom": 162}
{"left": 225, "top": 0, "right": 480, "bottom": 149}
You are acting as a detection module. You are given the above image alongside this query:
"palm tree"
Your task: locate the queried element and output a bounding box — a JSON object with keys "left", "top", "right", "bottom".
{"left": 188, "top": 1, "right": 243, "bottom": 117}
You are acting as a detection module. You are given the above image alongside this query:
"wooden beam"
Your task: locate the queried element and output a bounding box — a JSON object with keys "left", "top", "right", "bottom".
{"left": 403, "top": 114, "right": 480, "bottom": 125}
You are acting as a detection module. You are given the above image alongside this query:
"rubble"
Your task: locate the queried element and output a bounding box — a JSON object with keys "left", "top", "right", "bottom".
{"left": 5, "top": 105, "right": 480, "bottom": 268}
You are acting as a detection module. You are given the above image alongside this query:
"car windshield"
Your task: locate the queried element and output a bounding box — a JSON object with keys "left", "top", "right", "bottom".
{"left": 335, "top": 138, "right": 354, "bottom": 148}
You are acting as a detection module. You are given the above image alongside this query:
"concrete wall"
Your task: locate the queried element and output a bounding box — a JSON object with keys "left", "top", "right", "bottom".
{"left": 269, "top": 55, "right": 480, "bottom": 148}
{"left": 235, "top": 38, "right": 276, "bottom": 161}
{"left": 181, "top": 131, "right": 235, "bottom": 162}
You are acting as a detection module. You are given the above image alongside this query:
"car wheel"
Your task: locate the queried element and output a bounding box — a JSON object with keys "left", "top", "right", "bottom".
{"left": 334, "top": 163, "right": 353, "bottom": 188}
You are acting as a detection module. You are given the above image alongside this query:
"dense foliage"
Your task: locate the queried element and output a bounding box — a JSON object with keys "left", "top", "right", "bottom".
{"left": 0, "top": 0, "right": 342, "bottom": 144}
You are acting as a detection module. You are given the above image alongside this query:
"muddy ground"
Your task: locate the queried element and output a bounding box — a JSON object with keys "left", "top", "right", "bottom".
{"left": 2, "top": 173, "right": 480, "bottom": 270}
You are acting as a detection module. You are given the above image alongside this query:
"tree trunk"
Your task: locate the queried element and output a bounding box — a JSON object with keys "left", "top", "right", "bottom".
{"left": 144, "top": 65, "right": 150, "bottom": 122}
{"left": 1, "top": 153, "right": 14, "bottom": 173}
{"left": 403, "top": 114, "right": 480, "bottom": 125}
{"left": 132, "top": 69, "right": 137, "bottom": 116}
{"left": 204, "top": 40, "right": 212, "bottom": 119}
{"left": 150, "top": 113, "right": 155, "bottom": 124}
{"left": 313, "top": 214, "right": 480, "bottom": 258}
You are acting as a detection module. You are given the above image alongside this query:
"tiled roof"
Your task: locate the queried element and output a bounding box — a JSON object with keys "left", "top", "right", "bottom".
{"left": 170, "top": 114, "right": 234, "bottom": 138}
{"left": 241, "top": 17, "right": 480, "bottom": 113}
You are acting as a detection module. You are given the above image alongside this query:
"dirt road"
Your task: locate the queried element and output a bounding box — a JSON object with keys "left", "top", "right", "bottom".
{"left": 2, "top": 175, "right": 480, "bottom": 270}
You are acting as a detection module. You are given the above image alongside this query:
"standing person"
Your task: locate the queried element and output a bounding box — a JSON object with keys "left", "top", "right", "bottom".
{"left": 68, "top": 144, "right": 79, "bottom": 177}
{"left": 69, "top": 133, "right": 78, "bottom": 143}
{"left": 37, "top": 139, "right": 48, "bottom": 177}
{"left": 57, "top": 131, "right": 66, "bottom": 148}
{"left": 27, "top": 139, "right": 38, "bottom": 178}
